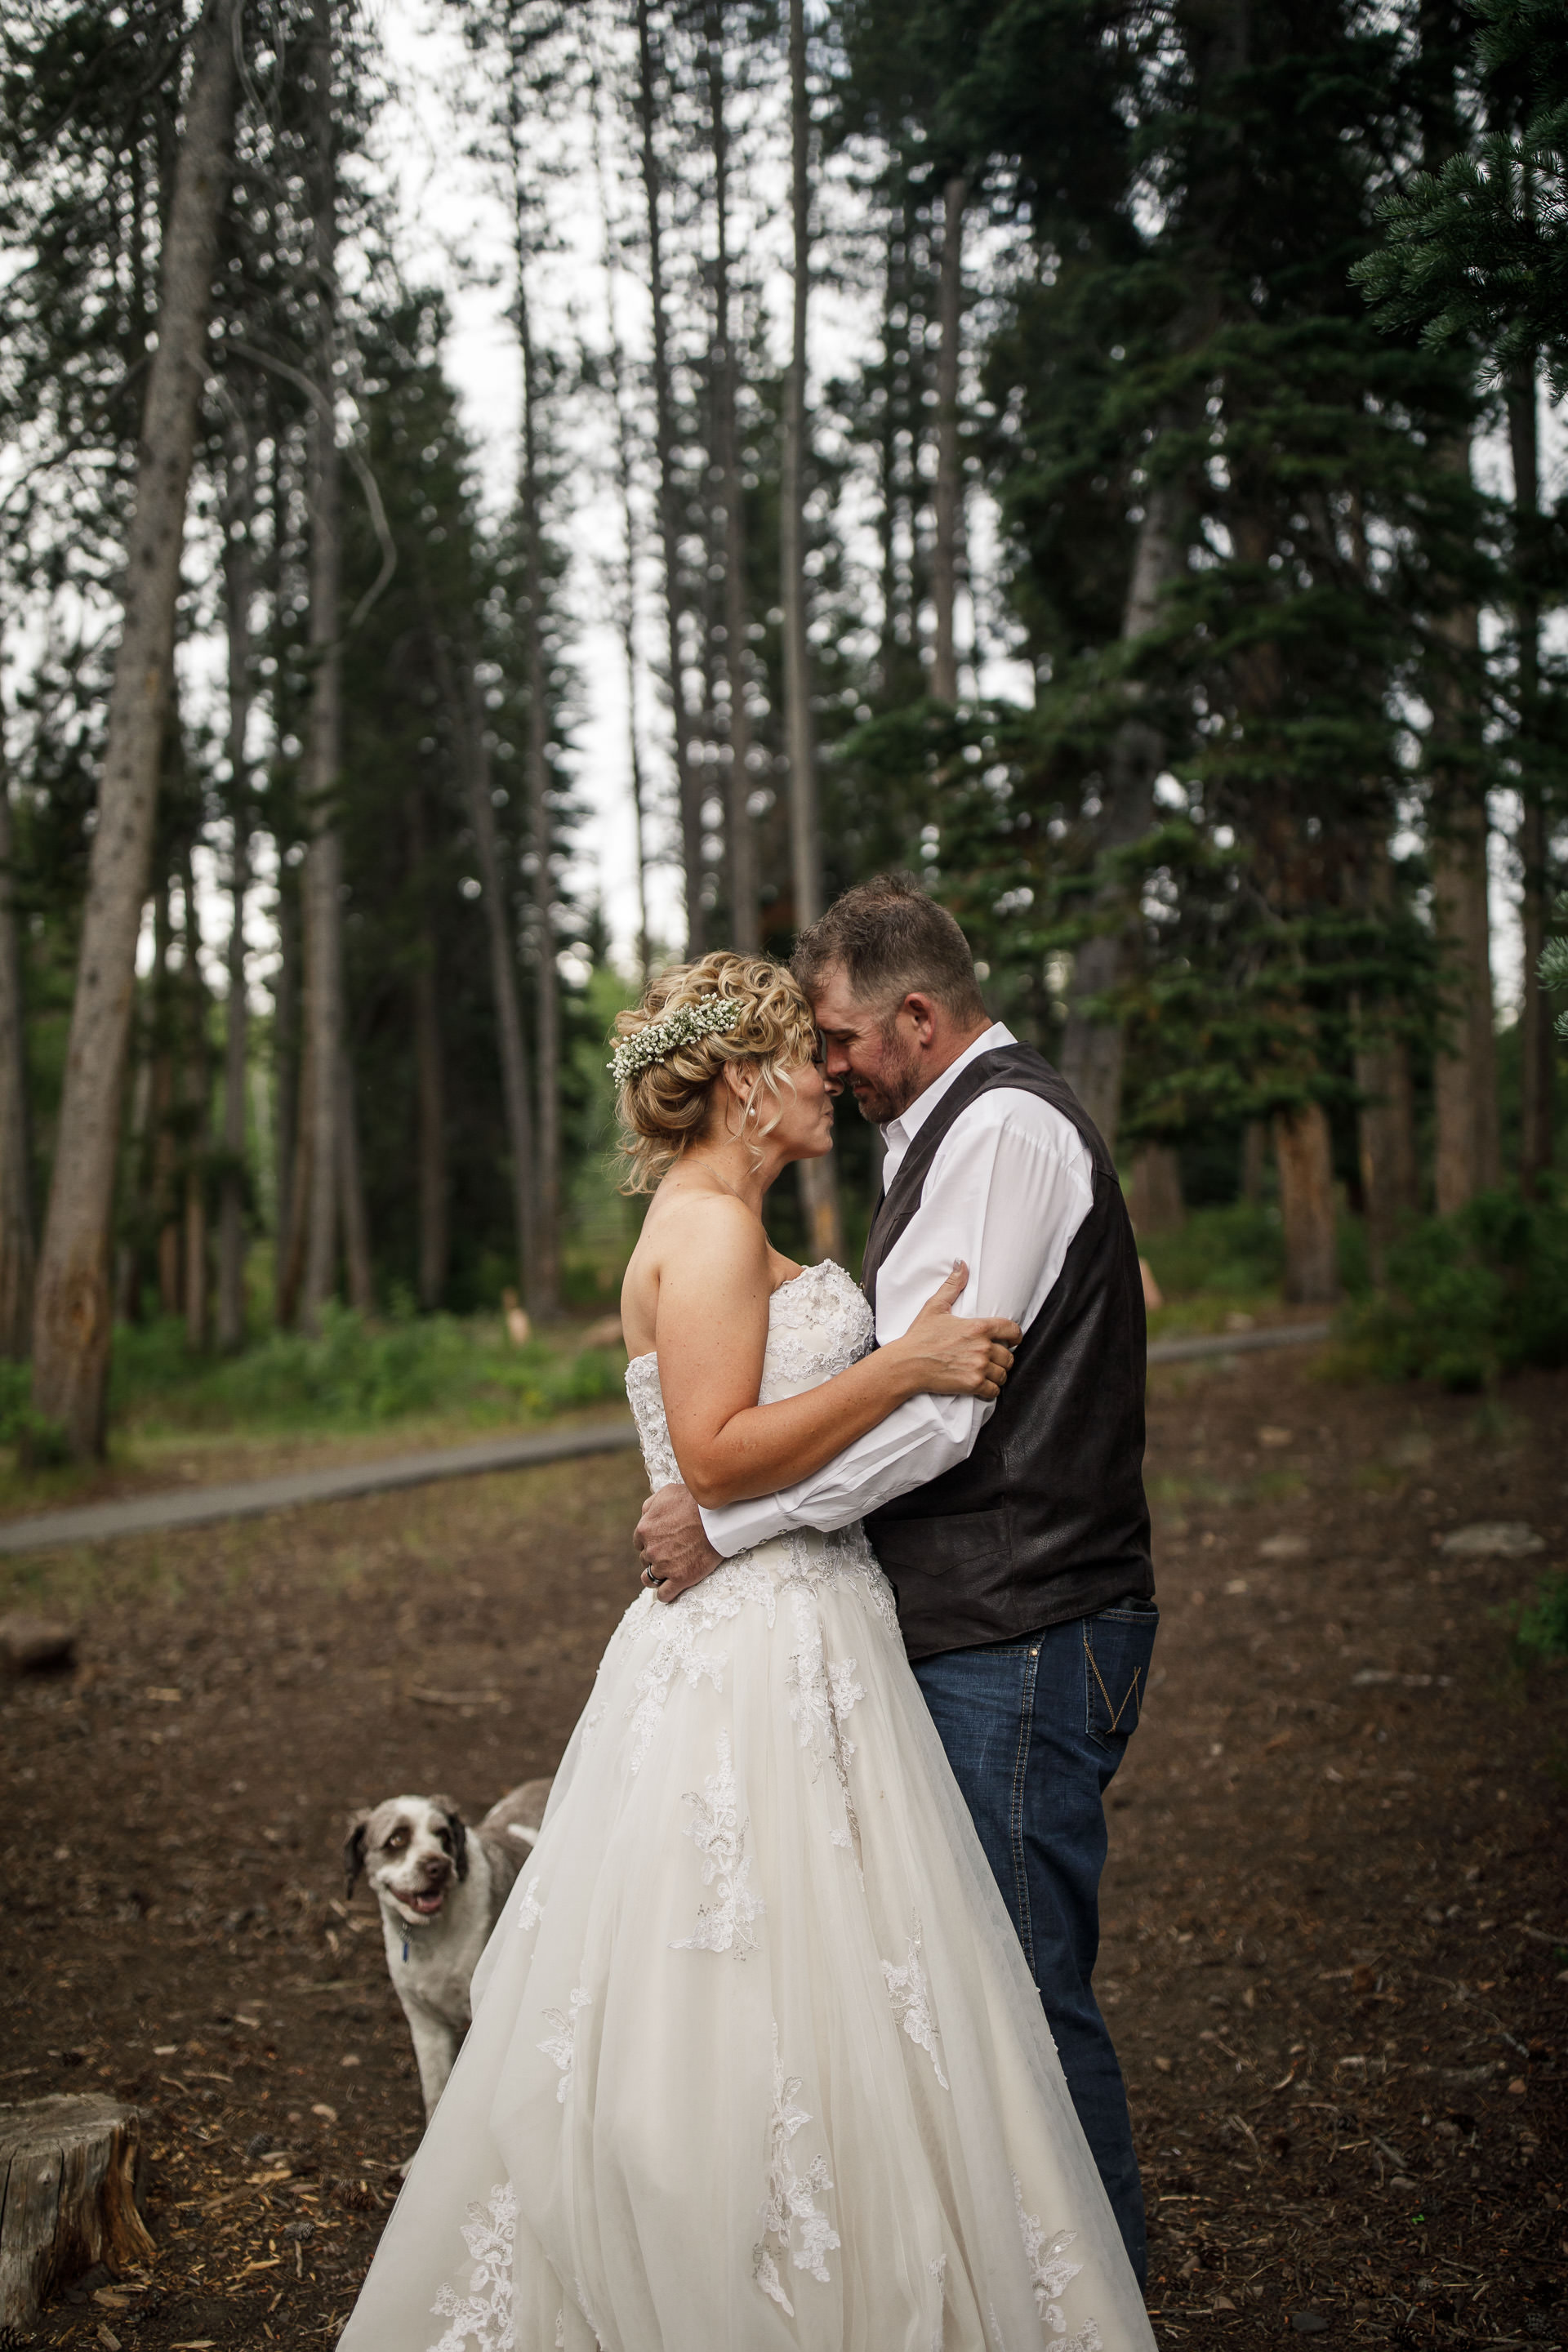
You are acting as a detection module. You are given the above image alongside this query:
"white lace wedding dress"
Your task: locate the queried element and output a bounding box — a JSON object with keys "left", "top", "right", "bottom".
{"left": 340, "top": 1259, "right": 1156, "bottom": 2352}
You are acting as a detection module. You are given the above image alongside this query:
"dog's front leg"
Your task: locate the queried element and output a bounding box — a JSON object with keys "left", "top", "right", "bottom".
{"left": 406, "top": 2002, "right": 462, "bottom": 2121}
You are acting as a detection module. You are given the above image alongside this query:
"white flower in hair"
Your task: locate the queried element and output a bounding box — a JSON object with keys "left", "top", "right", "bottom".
{"left": 610, "top": 996, "right": 745, "bottom": 1087}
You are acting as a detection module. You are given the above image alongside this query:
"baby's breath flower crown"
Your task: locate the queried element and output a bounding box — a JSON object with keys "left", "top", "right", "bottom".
{"left": 607, "top": 995, "right": 743, "bottom": 1088}
{"left": 611, "top": 951, "right": 819, "bottom": 1192}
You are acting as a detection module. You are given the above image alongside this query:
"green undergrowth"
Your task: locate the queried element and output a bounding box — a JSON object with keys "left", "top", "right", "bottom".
{"left": 1334, "top": 1185, "right": 1568, "bottom": 1392}
{"left": 1508, "top": 1569, "right": 1568, "bottom": 1667}
{"left": 107, "top": 1305, "right": 628, "bottom": 1435}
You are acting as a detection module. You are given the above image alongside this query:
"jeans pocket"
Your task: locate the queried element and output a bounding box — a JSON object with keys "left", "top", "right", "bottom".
{"left": 1083, "top": 1604, "right": 1158, "bottom": 1744}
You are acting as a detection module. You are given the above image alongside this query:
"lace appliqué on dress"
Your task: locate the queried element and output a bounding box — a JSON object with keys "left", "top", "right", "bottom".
{"left": 538, "top": 1988, "right": 591, "bottom": 2104}
{"left": 883, "top": 1920, "right": 950, "bottom": 2089}
{"left": 751, "top": 2025, "right": 840, "bottom": 2317}
{"left": 672, "top": 1731, "right": 764, "bottom": 1958}
{"left": 514, "top": 1875, "right": 542, "bottom": 1936}
{"left": 786, "top": 1590, "right": 864, "bottom": 1856}
{"left": 1012, "top": 2176, "right": 1102, "bottom": 2348}
{"left": 426, "top": 2179, "right": 516, "bottom": 2352}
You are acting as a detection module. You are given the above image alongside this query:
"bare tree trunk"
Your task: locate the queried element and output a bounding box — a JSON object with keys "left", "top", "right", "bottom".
{"left": 1508, "top": 364, "right": 1552, "bottom": 1192}
{"left": 512, "top": 250, "right": 559, "bottom": 1319}
{"left": 931, "top": 175, "right": 967, "bottom": 706}
{"left": 590, "top": 80, "right": 653, "bottom": 978}
{"left": 438, "top": 637, "right": 537, "bottom": 1305}
{"left": 1273, "top": 1102, "right": 1339, "bottom": 1304}
{"left": 706, "top": 1, "right": 758, "bottom": 952}
{"left": 271, "top": 869, "right": 300, "bottom": 1317}
{"left": 635, "top": 0, "right": 703, "bottom": 956}
{"left": 1355, "top": 1022, "right": 1418, "bottom": 1281}
{"left": 1126, "top": 1143, "right": 1184, "bottom": 1236}
{"left": 0, "top": 740, "right": 34, "bottom": 1359}
{"left": 1058, "top": 479, "right": 1183, "bottom": 1147}
{"left": 216, "top": 415, "right": 254, "bottom": 1352}
{"left": 782, "top": 0, "right": 842, "bottom": 1263}
{"left": 151, "top": 883, "right": 180, "bottom": 1316}
{"left": 30, "top": 0, "right": 240, "bottom": 1454}
{"left": 181, "top": 850, "right": 208, "bottom": 1352}
{"left": 1431, "top": 793, "right": 1499, "bottom": 1213}
{"left": 297, "top": 0, "right": 344, "bottom": 1334}
{"left": 336, "top": 1042, "right": 373, "bottom": 1316}
{"left": 1240, "top": 1119, "right": 1268, "bottom": 1205}
{"left": 408, "top": 788, "right": 447, "bottom": 1312}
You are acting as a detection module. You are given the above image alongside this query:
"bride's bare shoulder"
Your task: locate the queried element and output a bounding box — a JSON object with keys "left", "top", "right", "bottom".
{"left": 647, "top": 1185, "right": 767, "bottom": 1272}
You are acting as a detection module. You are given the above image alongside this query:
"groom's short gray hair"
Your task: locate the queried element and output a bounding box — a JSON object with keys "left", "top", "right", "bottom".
{"left": 793, "top": 873, "right": 987, "bottom": 1022}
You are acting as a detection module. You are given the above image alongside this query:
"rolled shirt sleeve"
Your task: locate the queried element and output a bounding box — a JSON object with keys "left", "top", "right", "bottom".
{"left": 698, "top": 1091, "right": 1093, "bottom": 1557}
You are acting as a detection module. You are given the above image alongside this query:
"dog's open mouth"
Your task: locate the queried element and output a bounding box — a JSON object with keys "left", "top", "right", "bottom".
{"left": 402, "top": 1889, "right": 446, "bottom": 1918}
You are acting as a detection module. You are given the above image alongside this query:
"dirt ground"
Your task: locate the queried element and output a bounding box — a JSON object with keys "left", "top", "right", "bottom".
{"left": 2, "top": 1348, "right": 1564, "bottom": 2350}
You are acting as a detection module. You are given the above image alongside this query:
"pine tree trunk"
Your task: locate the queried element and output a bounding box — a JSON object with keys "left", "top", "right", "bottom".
{"left": 635, "top": 0, "right": 703, "bottom": 956}
{"left": 1240, "top": 1120, "right": 1268, "bottom": 1205}
{"left": 297, "top": 0, "right": 344, "bottom": 1334}
{"left": 216, "top": 420, "right": 254, "bottom": 1352}
{"left": 29, "top": 0, "right": 240, "bottom": 1455}
{"left": 1431, "top": 794, "right": 1499, "bottom": 1212}
{"left": 1355, "top": 1030, "right": 1418, "bottom": 1280}
{"left": 1508, "top": 364, "right": 1552, "bottom": 1192}
{"left": 931, "top": 176, "right": 966, "bottom": 706}
{"left": 336, "top": 1043, "right": 373, "bottom": 1317}
{"left": 706, "top": 2, "right": 758, "bottom": 952}
{"left": 440, "top": 640, "right": 537, "bottom": 1306}
{"left": 271, "top": 870, "right": 301, "bottom": 1319}
{"left": 151, "top": 884, "right": 180, "bottom": 1318}
{"left": 408, "top": 788, "right": 447, "bottom": 1312}
{"left": 0, "top": 747, "right": 34, "bottom": 1360}
{"left": 1058, "top": 483, "right": 1183, "bottom": 1146}
{"left": 1126, "top": 1143, "right": 1184, "bottom": 1236}
{"left": 514, "top": 270, "right": 560, "bottom": 1321}
{"left": 181, "top": 852, "right": 208, "bottom": 1352}
{"left": 1273, "top": 1102, "right": 1339, "bottom": 1304}
{"left": 782, "top": 0, "right": 842, "bottom": 1263}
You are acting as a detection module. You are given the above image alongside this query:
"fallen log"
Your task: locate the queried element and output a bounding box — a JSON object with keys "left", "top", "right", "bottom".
{"left": 0, "top": 2095, "right": 154, "bottom": 2324}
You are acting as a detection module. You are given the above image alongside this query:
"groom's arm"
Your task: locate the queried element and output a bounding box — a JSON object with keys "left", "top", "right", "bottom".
{"left": 697, "top": 1094, "right": 1092, "bottom": 1557}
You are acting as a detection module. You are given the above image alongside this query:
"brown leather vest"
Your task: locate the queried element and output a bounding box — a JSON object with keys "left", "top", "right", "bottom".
{"left": 862, "top": 1043, "right": 1153, "bottom": 1661}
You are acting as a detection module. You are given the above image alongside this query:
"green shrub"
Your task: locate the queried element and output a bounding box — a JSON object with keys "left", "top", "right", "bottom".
{"left": 1512, "top": 1569, "right": 1568, "bottom": 1665}
{"left": 1339, "top": 1183, "right": 1568, "bottom": 1391}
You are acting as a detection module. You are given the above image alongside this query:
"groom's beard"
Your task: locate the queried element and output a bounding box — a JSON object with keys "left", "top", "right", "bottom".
{"left": 846, "top": 1024, "right": 924, "bottom": 1127}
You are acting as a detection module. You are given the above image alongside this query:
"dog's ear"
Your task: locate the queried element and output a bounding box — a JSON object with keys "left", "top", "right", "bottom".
{"left": 343, "top": 1815, "right": 370, "bottom": 1900}
{"left": 431, "top": 1797, "right": 468, "bottom": 1882}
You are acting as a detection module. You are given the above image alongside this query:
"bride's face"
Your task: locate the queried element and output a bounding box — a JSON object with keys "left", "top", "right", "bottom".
{"left": 716, "top": 1052, "right": 835, "bottom": 1165}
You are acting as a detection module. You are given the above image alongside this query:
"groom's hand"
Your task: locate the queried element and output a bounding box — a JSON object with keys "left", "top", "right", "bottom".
{"left": 635, "top": 1483, "right": 722, "bottom": 1605}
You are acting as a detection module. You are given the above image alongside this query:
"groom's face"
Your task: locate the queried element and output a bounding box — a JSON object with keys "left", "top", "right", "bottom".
{"left": 810, "top": 967, "right": 926, "bottom": 1127}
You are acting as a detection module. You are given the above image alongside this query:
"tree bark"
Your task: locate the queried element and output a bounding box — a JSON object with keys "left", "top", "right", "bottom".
{"left": 408, "top": 788, "right": 447, "bottom": 1312}
{"left": 1240, "top": 1119, "right": 1268, "bottom": 1205}
{"left": 297, "top": 0, "right": 344, "bottom": 1334}
{"left": 0, "top": 743, "right": 34, "bottom": 1361}
{"left": 1273, "top": 1101, "right": 1339, "bottom": 1304}
{"left": 782, "top": 0, "right": 842, "bottom": 1263}
{"left": 271, "top": 867, "right": 301, "bottom": 1319}
{"left": 216, "top": 415, "right": 254, "bottom": 1352}
{"left": 29, "top": 0, "right": 240, "bottom": 1455}
{"left": 635, "top": 0, "right": 703, "bottom": 956}
{"left": 439, "top": 639, "right": 537, "bottom": 1306}
{"left": 1508, "top": 363, "right": 1552, "bottom": 1192}
{"left": 1058, "top": 479, "right": 1184, "bottom": 1147}
{"left": 590, "top": 82, "right": 653, "bottom": 978}
{"left": 1430, "top": 789, "right": 1499, "bottom": 1212}
{"left": 706, "top": 2, "right": 758, "bottom": 952}
{"left": 180, "top": 850, "right": 208, "bottom": 1352}
{"left": 151, "top": 882, "right": 180, "bottom": 1317}
{"left": 511, "top": 243, "right": 559, "bottom": 1319}
{"left": 931, "top": 175, "right": 967, "bottom": 706}
{"left": 1126, "top": 1143, "right": 1184, "bottom": 1236}
{"left": 336, "top": 1042, "right": 373, "bottom": 1317}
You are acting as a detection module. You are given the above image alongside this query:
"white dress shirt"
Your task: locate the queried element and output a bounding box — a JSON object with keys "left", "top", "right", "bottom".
{"left": 700, "top": 1023, "right": 1094, "bottom": 1557}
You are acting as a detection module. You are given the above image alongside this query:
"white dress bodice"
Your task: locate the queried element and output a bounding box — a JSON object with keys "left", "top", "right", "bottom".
{"left": 625, "top": 1258, "right": 875, "bottom": 1493}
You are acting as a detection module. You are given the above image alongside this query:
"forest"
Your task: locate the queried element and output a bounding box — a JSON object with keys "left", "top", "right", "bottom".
{"left": 2, "top": 0, "right": 1566, "bottom": 1463}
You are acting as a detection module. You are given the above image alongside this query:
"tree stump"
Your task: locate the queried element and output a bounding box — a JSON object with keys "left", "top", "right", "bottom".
{"left": 0, "top": 2096, "right": 154, "bottom": 2325}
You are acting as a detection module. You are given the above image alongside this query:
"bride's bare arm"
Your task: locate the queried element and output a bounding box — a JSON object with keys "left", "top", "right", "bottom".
{"left": 653, "top": 1199, "right": 1018, "bottom": 1509}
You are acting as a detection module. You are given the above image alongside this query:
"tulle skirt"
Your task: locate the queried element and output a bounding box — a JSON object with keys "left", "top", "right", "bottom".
{"left": 339, "top": 1526, "right": 1155, "bottom": 2352}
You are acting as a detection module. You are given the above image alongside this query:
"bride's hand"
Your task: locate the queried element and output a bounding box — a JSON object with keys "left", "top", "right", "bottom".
{"left": 887, "top": 1263, "right": 1020, "bottom": 1401}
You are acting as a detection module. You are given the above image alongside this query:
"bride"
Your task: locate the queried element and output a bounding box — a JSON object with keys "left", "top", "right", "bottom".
{"left": 341, "top": 953, "right": 1156, "bottom": 2352}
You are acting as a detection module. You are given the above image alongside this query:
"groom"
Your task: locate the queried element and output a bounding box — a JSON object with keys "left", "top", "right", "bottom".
{"left": 635, "top": 872, "right": 1156, "bottom": 2284}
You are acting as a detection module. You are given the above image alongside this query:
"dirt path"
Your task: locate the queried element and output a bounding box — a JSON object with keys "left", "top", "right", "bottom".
{"left": 2, "top": 1355, "right": 1563, "bottom": 2348}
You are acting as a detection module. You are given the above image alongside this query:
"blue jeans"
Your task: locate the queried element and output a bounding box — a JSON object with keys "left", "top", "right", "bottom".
{"left": 913, "top": 1599, "right": 1157, "bottom": 2287}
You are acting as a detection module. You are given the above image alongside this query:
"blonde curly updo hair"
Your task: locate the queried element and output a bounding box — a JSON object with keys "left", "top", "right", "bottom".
{"left": 612, "top": 951, "right": 819, "bottom": 1192}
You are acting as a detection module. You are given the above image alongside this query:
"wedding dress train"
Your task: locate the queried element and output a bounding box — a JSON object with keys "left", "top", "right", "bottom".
{"left": 340, "top": 1258, "right": 1156, "bottom": 2352}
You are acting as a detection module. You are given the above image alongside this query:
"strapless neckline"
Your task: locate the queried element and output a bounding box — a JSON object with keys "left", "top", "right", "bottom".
{"left": 625, "top": 1256, "right": 832, "bottom": 1368}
